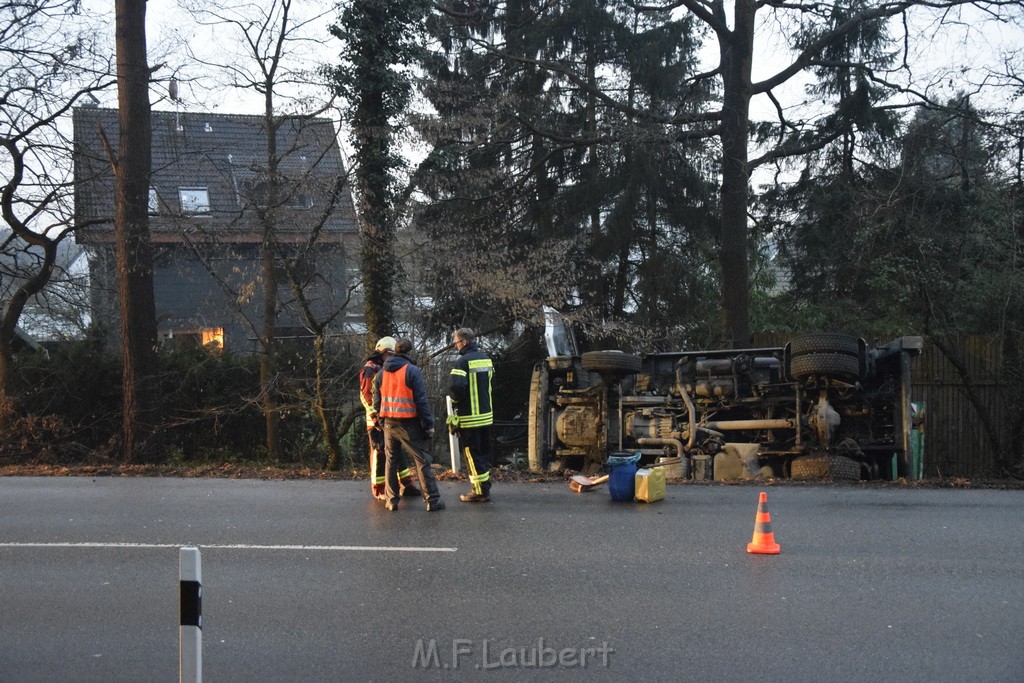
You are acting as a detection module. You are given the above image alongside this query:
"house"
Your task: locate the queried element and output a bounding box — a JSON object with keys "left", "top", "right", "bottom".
{"left": 73, "top": 106, "right": 361, "bottom": 353}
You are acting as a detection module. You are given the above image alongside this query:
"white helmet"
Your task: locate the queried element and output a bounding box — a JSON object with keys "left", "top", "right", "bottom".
{"left": 375, "top": 336, "right": 397, "bottom": 352}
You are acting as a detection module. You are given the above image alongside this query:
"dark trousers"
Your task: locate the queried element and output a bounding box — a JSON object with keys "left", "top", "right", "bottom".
{"left": 460, "top": 425, "right": 493, "bottom": 496}
{"left": 368, "top": 427, "right": 413, "bottom": 494}
{"left": 383, "top": 419, "right": 441, "bottom": 506}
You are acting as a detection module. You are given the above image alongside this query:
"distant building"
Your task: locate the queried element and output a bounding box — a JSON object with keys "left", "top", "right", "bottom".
{"left": 73, "top": 106, "right": 361, "bottom": 353}
{"left": 0, "top": 229, "right": 87, "bottom": 343}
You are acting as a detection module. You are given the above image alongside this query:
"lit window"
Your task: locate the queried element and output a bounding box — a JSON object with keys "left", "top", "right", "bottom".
{"left": 179, "top": 187, "right": 210, "bottom": 214}
{"left": 159, "top": 327, "right": 224, "bottom": 352}
{"left": 201, "top": 327, "right": 224, "bottom": 350}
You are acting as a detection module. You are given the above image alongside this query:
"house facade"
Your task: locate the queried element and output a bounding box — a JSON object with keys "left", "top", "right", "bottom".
{"left": 73, "top": 106, "right": 361, "bottom": 353}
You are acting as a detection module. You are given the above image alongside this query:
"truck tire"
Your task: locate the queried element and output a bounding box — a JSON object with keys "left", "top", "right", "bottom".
{"left": 789, "top": 352, "right": 860, "bottom": 380}
{"left": 790, "top": 333, "right": 859, "bottom": 358}
{"left": 581, "top": 350, "right": 642, "bottom": 374}
{"left": 527, "top": 364, "right": 551, "bottom": 472}
{"left": 790, "top": 454, "right": 861, "bottom": 481}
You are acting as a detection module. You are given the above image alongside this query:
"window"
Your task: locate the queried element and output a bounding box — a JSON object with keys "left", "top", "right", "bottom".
{"left": 179, "top": 187, "right": 210, "bottom": 214}
{"left": 285, "top": 193, "right": 314, "bottom": 209}
{"left": 159, "top": 327, "right": 224, "bottom": 352}
{"left": 240, "top": 179, "right": 313, "bottom": 209}
{"left": 148, "top": 188, "right": 160, "bottom": 214}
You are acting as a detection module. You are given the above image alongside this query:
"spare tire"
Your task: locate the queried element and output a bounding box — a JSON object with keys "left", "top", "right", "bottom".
{"left": 790, "top": 333, "right": 859, "bottom": 358}
{"left": 790, "top": 352, "right": 860, "bottom": 380}
{"left": 791, "top": 455, "right": 861, "bottom": 481}
{"left": 581, "top": 350, "right": 642, "bottom": 374}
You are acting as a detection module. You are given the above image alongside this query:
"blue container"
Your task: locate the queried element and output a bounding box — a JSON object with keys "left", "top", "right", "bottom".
{"left": 607, "top": 452, "right": 640, "bottom": 501}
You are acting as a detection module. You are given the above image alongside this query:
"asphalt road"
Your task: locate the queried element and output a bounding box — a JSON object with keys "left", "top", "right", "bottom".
{"left": 1, "top": 476, "right": 1022, "bottom": 682}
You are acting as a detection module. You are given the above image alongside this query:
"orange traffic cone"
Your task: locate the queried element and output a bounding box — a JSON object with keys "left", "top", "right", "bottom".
{"left": 746, "top": 491, "right": 781, "bottom": 554}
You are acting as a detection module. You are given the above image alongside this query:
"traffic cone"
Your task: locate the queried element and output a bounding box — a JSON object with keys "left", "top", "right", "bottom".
{"left": 746, "top": 491, "right": 781, "bottom": 554}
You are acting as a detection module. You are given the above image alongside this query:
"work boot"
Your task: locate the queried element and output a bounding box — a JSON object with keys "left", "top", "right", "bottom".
{"left": 426, "top": 500, "right": 446, "bottom": 512}
{"left": 400, "top": 478, "right": 422, "bottom": 498}
{"left": 459, "top": 492, "right": 490, "bottom": 503}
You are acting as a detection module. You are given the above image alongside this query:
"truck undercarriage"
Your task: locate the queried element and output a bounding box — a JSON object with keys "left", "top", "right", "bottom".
{"left": 528, "top": 310, "right": 923, "bottom": 481}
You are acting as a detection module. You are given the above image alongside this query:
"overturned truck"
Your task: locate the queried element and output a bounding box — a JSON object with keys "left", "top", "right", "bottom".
{"left": 528, "top": 309, "right": 923, "bottom": 481}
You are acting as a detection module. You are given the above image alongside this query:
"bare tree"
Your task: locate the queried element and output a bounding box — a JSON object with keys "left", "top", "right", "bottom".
{"left": 0, "top": 1, "right": 114, "bottom": 413}
{"left": 177, "top": 0, "right": 350, "bottom": 463}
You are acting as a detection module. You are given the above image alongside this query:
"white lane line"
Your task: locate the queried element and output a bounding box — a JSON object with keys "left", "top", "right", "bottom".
{"left": 0, "top": 542, "right": 457, "bottom": 552}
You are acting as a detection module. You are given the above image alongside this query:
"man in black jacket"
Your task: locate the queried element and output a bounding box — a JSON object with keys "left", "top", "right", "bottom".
{"left": 449, "top": 328, "right": 494, "bottom": 503}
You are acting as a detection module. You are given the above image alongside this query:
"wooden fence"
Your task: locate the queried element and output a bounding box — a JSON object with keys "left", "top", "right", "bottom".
{"left": 754, "top": 333, "right": 1023, "bottom": 479}
{"left": 910, "top": 335, "right": 1021, "bottom": 478}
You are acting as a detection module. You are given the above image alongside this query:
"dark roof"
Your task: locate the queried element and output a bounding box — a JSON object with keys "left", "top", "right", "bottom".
{"left": 73, "top": 107, "right": 357, "bottom": 244}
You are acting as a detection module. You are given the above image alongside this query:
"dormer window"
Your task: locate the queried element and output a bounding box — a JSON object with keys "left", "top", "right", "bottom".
{"left": 286, "top": 193, "right": 314, "bottom": 209}
{"left": 240, "top": 179, "right": 313, "bottom": 210}
{"left": 179, "top": 187, "right": 210, "bottom": 214}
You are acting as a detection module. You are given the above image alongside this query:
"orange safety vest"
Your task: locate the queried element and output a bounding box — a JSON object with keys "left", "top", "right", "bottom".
{"left": 379, "top": 364, "right": 417, "bottom": 419}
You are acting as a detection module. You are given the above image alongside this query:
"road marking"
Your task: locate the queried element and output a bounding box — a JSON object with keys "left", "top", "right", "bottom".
{"left": 0, "top": 542, "right": 456, "bottom": 552}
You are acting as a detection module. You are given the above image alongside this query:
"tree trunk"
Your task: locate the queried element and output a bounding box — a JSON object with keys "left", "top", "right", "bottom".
{"left": 356, "top": 84, "right": 396, "bottom": 342}
{"left": 114, "top": 0, "right": 158, "bottom": 462}
{"left": 261, "top": 95, "right": 281, "bottom": 462}
{"left": 314, "top": 334, "right": 343, "bottom": 469}
{"left": 716, "top": 0, "right": 755, "bottom": 349}
{"left": 259, "top": 239, "right": 281, "bottom": 462}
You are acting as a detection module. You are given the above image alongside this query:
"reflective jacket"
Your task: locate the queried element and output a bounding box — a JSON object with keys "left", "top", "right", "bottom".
{"left": 373, "top": 354, "right": 435, "bottom": 429}
{"left": 448, "top": 341, "right": 494, "bottom": 428}
{"left": 359, "top": 352, "right": 387, "bottom": 429}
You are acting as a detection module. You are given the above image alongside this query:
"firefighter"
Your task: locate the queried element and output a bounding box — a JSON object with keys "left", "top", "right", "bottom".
{"left": 372, "top": 338, "right": 445, "bottom": 512}
{"left": 448, "top": 328, "right": 494, "bottom": 503}
{"left": 360, "top": 336, "right": 420, "bottom": 500}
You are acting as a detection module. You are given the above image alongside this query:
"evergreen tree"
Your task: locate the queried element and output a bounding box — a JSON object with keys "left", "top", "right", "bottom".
{"left": 414, "top": 0, "right": 719, "bottom": 348}
{"left": 326, "top": 0, "right": 429, "bottom": 344}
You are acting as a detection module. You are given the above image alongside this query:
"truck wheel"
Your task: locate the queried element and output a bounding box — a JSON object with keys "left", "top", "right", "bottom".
{"left": 790, "top": 333, "right": 859, "bottom": 358}
{"left": 581, "top": 350, "right": 642, "bottom": 374}
{"left": 789, "top": 352, "right": 860, "bottom": 380}
{"left": 790, "top": 454, "right": 861, "bottom": 481}
{"left": 527, "top": 364, "right": 551, "bottom": 472}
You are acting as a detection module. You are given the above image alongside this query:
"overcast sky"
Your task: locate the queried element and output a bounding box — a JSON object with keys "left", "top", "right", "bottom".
{"left": 77, "top": 0, "right": 1023, "bottom": 178}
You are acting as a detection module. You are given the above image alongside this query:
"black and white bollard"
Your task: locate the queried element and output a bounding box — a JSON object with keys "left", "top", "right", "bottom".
{"left": 179, "top": 547, "right": 202, "bottom": 683}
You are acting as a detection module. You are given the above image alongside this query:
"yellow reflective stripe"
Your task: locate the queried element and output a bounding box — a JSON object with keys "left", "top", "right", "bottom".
{"left": 469, "top": 371, "right": 480, "bottom": 416}
{"left": 465, "top": 360, "right": 492, "bottom": 422}
{"left": 450, "top": 368, "right": 467, "bottom": 377}
{"left": 464, "top": 447, "right": 482, "bottom": 495}
{"left": 397, "top": 468, "right": 412, "bottom": 479}
{"left": 469, "top": 471, "right": 489, "bottom": 483}
{"left": 360, "top": 391, "right": 376, "bottom": 420}
{"left": 372, "top": 474, "right": 386, "bottom": 484}
{"left": 458, "top": 413, "right": 492, "bottom": 427}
